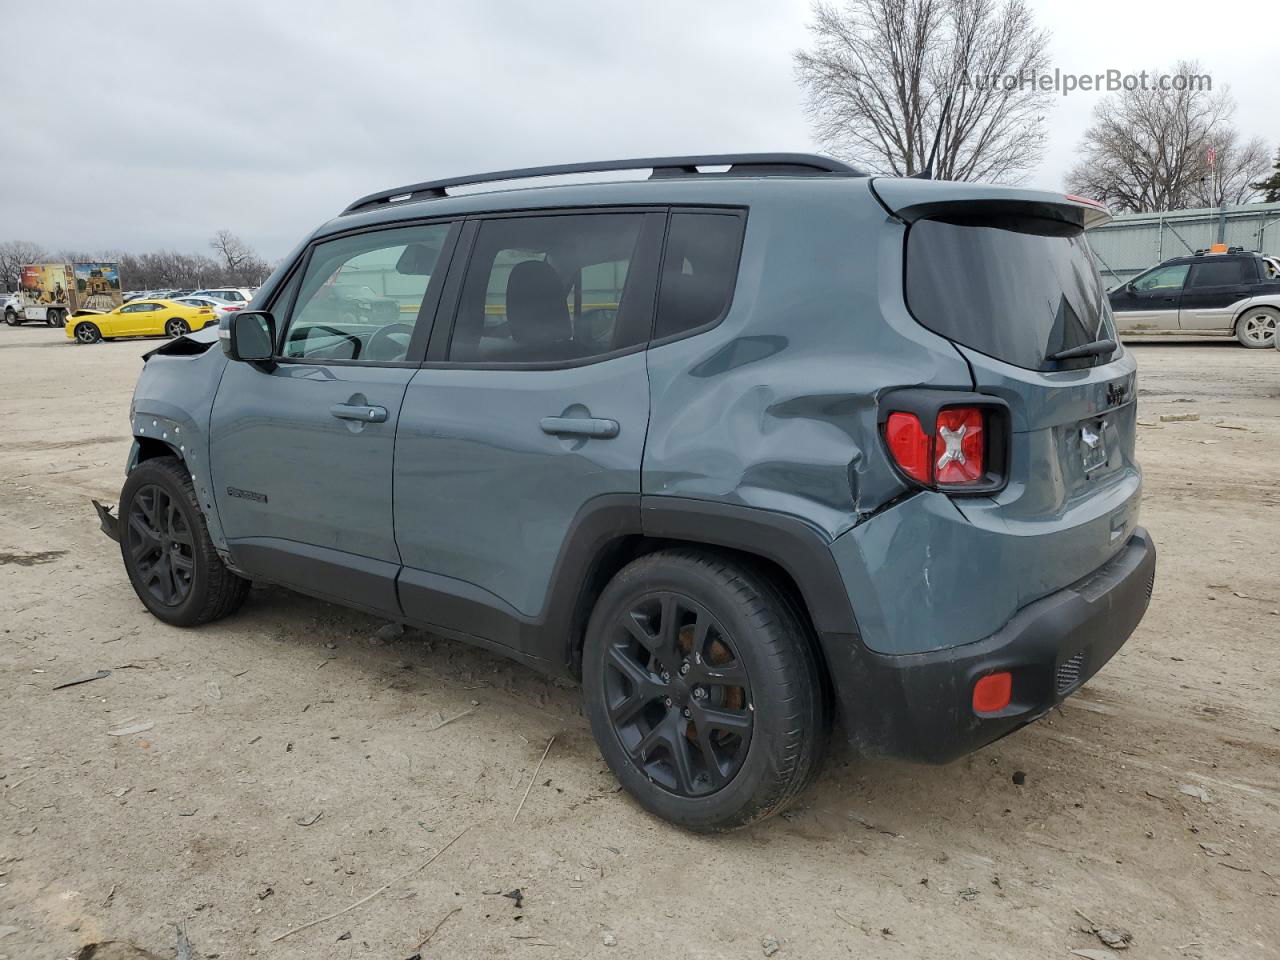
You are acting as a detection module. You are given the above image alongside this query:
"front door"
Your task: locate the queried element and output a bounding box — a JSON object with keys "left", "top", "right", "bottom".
{"left": 1110, "top": 263, "right": 1187, "bottom": 332}
{"left": 393, "top": 210, "right": 663, "bottom": 652}
{"left": 116, "top": 302, "right": 161, "bottom": 335}
{"left": 208, "top": 220, "right": 457, "bottom": 615}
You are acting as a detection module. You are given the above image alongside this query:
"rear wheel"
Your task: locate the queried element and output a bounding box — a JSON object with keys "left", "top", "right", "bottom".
{"left": 165, "top": 317, "right": 190, "bottom": 338}
{"left": 582, "top": 549, "right": 827, "bottom": 832}
{"left": 74, "top": 321, "right": 101, "bottom": 344}
{"left": 47, "top": 308, "right": 64, "bottom": 328}
{"left": 1236, "top": 307, "right": 1278, "bottom": 348}
{"left": 119, "top": 457, "right": 249, "bottom": 626}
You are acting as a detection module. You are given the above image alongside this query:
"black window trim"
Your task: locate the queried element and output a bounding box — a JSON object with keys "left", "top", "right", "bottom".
{"left": 647, "top": 205, "right": 749, "bottom": 350}
{"left": 421, "top": 205, "right": 668, "bottom": 372}
{"left": 267, "top": 216, "right": 463, "bottom": 369}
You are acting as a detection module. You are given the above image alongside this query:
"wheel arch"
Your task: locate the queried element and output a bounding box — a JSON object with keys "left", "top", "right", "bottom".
{"left": 132, "top": 435, "right": 185, "bottom": 467}
{"left": 1233, "top": 300, "right": 1280, "bottom": 331}
{"left": 560, "top": 497, "right": 859, "bottom": 711}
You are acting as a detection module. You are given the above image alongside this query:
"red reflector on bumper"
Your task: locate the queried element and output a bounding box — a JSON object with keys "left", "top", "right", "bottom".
{"left": 972, "top": 671, "right": 1012, "bottom": 713}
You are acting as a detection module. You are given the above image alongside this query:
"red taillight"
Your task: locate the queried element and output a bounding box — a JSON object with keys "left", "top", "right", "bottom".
{"left": 885, "top": 405, "right": 987, "bottom": 487}
{"left": 885, "top": 412, "right": 931, "bottom": 484}
{"left": 972, "top": 671, "right": 1012, "bottom": 713}
{"left": 225, "top": 305, "right": 242, "bottom": 312}
{"left": 935, "top": 407, "right": 984, "bottom": 484}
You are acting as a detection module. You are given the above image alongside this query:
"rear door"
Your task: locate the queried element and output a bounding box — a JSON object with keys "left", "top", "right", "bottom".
{"left": 882, "top": 183, "right": 1142, "bottom": 624}
{"left": 208, "top": 220, "right": 458, "bottom": 615}
{"left": 392, "top": 210, "right": 663, "bottom": 652}
{"left": 1178, "top": 256, "right": 1254, "bottom": 330}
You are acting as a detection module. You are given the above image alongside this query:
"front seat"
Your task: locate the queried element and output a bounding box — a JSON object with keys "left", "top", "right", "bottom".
{"left": 502, "top": 260, "right": 588, "bottom": 362}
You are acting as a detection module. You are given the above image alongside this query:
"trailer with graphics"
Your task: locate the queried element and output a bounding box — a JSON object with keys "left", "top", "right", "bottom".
{"left": 6, "top": 262, "right": 124, "bottom": 327}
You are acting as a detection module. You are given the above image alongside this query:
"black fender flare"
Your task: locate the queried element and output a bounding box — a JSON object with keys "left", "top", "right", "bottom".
{"left": 638, "top": 496, "right": 860, "bottom": 637}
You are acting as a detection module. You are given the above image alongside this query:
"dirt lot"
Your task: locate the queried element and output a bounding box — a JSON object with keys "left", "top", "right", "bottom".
{"left": 1, "top": 326, "right": 1278, "bottom": 960}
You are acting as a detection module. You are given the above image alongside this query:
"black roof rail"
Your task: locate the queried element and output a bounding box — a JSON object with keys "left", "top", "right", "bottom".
{"left": 341, "top": 153, "right": 863, "bottom": 215}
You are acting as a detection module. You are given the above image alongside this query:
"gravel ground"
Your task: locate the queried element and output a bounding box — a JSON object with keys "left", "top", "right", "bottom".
{"left": 1, "top": 326, "right": 1278, "bottom": 960}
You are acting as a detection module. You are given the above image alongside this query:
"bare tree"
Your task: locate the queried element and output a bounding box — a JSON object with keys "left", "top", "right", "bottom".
{"left": 794, "top": 0, "right": 1052, "bottom": 182}
{"left": 0, "top": 239, "right": 49, "bottom": 291}
{"left": 1188, "top": 130, "right": 1270, "bottom": 207}
{"left": 1065, "top": 62, "right": 1264, "bottom": 212}
{"left": 208, "top": 229, "right": 273, "bottom": 286}
{"left": 209, "top": 229, "right": 253, "bottom": 273}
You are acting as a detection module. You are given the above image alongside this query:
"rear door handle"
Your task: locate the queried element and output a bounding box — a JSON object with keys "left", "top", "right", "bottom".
{"left": 540, "top": 416, "right": 619, "bottom": 439}
{"left": 330, "top": 403, "right": 387, "bottom": 423}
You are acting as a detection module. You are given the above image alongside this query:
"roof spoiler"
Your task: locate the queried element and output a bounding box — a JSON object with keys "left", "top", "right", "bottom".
{"left": 870, "top": 178, "right": 1113, "bottom": 231}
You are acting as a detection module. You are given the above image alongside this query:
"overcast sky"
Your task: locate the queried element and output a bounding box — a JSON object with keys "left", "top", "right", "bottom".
{"left": 3, "top": 0, "right": 1272, "bottom": 261}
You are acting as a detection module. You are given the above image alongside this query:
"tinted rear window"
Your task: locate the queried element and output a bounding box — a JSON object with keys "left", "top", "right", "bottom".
{"left": 654, "top": 212, "right": 745, "bottom": 341}
{"left": 905, "top": 215, "right": 1111, "bottom": 370}
{"left": 1186, "top": 258, "right": 1251, "bottom": 287}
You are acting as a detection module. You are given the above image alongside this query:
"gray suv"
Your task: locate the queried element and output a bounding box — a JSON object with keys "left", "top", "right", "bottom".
{"left": 99, "top": 154, "right": 1156, "bottom": 832}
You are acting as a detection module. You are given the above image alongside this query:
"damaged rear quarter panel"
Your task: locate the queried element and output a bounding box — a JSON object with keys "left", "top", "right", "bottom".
{"left": 641, "top": 181, "right": 973, "bottom": 541}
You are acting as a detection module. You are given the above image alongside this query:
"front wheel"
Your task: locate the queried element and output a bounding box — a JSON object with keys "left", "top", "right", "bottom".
{"left": 74, "top": 321, "right": 101, "bottom": 344}
{"left": 165, "top": 317, "right": 190, "bottom": 338}
{"left": 1236, "top": 307, "right": 1278, "bottom": 348}
{"left": 582, "top": 549, "right": 827, "bottom": 832}
{"left": 4, "top": 309, "right": 19, "bottom": 326}
{"left": 119, "top": 457, "right": 249, "bottom": 626}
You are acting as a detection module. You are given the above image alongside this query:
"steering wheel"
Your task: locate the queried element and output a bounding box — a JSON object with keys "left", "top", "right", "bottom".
{"left": 367, "top": 322, "right": 416, "bottom": 361}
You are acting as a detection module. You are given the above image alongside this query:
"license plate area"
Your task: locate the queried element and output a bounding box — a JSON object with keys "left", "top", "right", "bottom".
{"left": 1079, "top": 418, "right": 1108, "bottom": 474}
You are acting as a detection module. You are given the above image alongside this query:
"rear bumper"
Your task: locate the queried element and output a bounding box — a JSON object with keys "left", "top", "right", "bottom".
{"left": 829, "top": 527, "right": 1156, "bottom": 763}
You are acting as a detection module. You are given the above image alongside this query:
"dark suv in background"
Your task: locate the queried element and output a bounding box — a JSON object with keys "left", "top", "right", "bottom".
{"left": 100, "top": 154, "right": 1155, "bottom": 831}
{"left": 1109, "top": 248, "right": 1280, "bottom": 348}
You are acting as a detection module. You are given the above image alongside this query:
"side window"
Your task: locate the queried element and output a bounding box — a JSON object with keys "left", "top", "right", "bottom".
{"left": 653, "top": 212, "right": 745, "bottom": 341}
{"left": 1132, "top": 264, "right": 1189, "bottom": 293}
{"left": 283, "top": 222, "right": 451, "bottom": 362}
{"left": 449, "top": 213, "right": 647, "bottom": 364}
{"left": 1187, "top": 259, "right": 1247, "bottom": 288}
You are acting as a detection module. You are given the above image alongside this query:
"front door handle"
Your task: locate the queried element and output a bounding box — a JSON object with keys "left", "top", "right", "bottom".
{"left": 540, "top": 416, "right": 619, "bottom": 439}
{"left": 331, "top": 403, "right": 387, "bottom": 423}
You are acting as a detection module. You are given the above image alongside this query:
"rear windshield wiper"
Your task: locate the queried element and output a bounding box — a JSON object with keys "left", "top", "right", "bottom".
{"left": 1046, "top": 338, "right": 1117, "bottom": 362}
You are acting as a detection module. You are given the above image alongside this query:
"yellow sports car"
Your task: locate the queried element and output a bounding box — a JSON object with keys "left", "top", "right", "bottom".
{"left": 66, "top": 299, "right": 215, "bottom": 344}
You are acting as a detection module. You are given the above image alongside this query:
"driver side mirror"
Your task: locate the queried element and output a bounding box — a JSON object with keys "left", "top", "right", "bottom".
{"left": 222, "top": 310, "right": 276, "bottom": 365}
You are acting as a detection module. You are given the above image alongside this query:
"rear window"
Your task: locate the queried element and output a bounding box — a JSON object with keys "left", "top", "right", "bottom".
{"left": 653, "top": 212, "right": 745, "bottom": 341}
{"left": 1186, "top": 258, "right": 1251, "bottom": 288}
{"left": 905, "top": 215, "right": 1112, "bottom": 370}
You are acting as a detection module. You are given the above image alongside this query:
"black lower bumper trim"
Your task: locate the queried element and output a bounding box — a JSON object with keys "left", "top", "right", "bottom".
{"left": 92, "top": 499, "right": 120, "bottom": 543}
{"left": 826, "top": 527, "right": 1156, "bottom": 763}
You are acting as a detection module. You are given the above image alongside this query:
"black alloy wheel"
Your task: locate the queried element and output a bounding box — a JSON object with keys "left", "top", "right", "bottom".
{"left": 125, "top": 483, "right": 196, "bottom": 607}
{"left": 604, "top": 591, "right": 754, "bottom": 797}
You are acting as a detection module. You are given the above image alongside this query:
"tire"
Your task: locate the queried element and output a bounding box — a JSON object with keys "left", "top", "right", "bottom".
{"left": 74, "top": 321, "right": 102, "bottom": 344}
{"left": 166, "top": 317, "right": 190, "bottom": 338}
{"left": 47, "top": 308, "right": 64, "bottom": 328}
{"left": 4, "top": 309, "right": 19, "bottom": 326}
{"left": 581, "top": 548, "right": 827, "bottom": 832}
{"left": 118, "top": 456, "right": 249, "bottom": 627}
{"left": 1235, "top": 306, "right": 1278, "bottom": 348}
